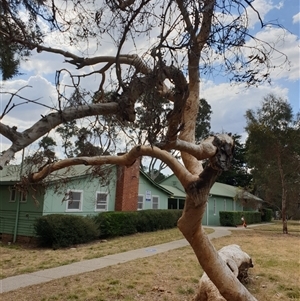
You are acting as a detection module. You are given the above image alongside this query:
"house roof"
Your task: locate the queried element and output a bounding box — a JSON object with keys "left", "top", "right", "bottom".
{"left": 139, "top": 170, "right": 174, "bottom": 196}
{"left": 159, "top": 174, "right": 263, "bottom": 202}
{"left": 0, "top": 164, "right": 113, "bottom": 185}
{"left": 159, "top": 184, "right": 186, "bottom": 198}
{"left": 1, "top": 165, "right": 263, "bottom": 202}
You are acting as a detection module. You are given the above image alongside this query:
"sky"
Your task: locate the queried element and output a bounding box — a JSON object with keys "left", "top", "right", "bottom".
{"left": 0, "top": 0, "right": 299, "bottom": 163}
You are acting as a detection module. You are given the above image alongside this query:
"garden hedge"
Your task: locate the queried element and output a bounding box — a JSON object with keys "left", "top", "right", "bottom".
{"left": 34, "top": 214, "right": 99, "bottom": 249}
{"left": 93, "top": 209, "right": 183, "bottom": 238}
{"left": 261, "top": 208, "right": 273, "bottom": 222}
{"left": 219, "top": 211, "right": 262, "bottom": 227}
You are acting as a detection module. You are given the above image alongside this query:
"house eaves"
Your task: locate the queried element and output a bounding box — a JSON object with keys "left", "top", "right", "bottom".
{"left": 139, "top": 170, "right": 174, "bottom": 196}
{"left": 159, "top": 184, "right": 186, "bottom": 198}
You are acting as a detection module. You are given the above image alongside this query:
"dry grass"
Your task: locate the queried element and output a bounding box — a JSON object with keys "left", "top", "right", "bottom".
{"left": 1, "top": 221, "right": 299, "bottom": 301}
{"left": 0, "top": 227, "right": 214, "bottom": 279}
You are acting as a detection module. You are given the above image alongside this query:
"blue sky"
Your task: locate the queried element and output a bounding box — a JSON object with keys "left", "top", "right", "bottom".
{"left": 1, "top": 0, "right": 299, "bottom": 162}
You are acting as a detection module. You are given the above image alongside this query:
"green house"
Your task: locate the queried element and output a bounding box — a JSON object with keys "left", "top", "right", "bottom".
{"left": 159, "top": 174, "right": 262, "bottom": 226}
{"left": 0, "top": 160, "right": 173, "bottom": 242}
{"left": 0, "top": 162, "right": 262, "bottom": 242}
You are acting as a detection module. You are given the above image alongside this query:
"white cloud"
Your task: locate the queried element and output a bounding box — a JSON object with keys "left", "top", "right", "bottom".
{"left": 246, "top": 0, "right": 283, "bottom": 28}
{"left": 292, "top": 12, "right": 300, "bottom": 24}
{"left": 249, "top": 27, "right": 300, "bottom": 81}
{"left": 1, "top": 76, "right": 57, "bottom": 128}
{"left": 200, "top": 80, "right": 289, "bottom": 141}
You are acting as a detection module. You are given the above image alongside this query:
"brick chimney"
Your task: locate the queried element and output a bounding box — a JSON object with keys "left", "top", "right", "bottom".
{"left": 115, "top": 157, "right": 140, "bottom": 211}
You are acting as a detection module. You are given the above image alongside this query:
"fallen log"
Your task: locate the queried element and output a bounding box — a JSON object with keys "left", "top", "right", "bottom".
{"left": 194, "top": 244, "right": 254, "bottom": 301}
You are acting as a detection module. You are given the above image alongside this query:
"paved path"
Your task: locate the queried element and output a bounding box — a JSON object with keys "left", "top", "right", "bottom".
{"left": 0, "top": 226, "right": 248, "bottom": 293}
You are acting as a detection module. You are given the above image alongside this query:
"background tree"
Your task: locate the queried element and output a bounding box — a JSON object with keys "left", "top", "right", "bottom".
{"left": 0, "top": 1, "right": 290, "bottom": 300}
{"left": 0, "top": 0, "right": 48, "bottom": 79}
{"left": 245, "top": 94, "right": 300, "bottom": 234}
{"left": 195, "top": 98, "right": 213, "bottom": 142}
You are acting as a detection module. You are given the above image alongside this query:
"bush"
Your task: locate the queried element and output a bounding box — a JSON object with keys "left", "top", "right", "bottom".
{"left": 94, "top": 210, "right": 182, "bottom": 238}
{"left": 34, "top": 214, "right": 99, "bottom": 249}
{"left": 136, "top": 210, "right": 182, "bottom": 232}
{"left": 261, "top": 208, "right": 273, "bottom": 222}
{"left": 93, "top": 211, "right": 139, "bottom": 238}
{"left": 219, "top": 211, "right": 262, "bottom": 227}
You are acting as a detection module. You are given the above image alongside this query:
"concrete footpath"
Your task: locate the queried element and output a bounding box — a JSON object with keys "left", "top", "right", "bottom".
{"left": 0, "top": 226, "right": 243, "bottom": 293}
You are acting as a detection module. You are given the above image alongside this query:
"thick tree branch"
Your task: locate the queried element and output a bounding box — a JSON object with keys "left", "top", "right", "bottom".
{"left": 0, "top": 103, "right": 119, "bottom": 169}
{"left": 0, "top": 122, "right": 22, "bottom": 142}
{"left": 176, "top": 1, "right": 216, "bottom": 175}
{"left": 159, "top": 134, "right": 234, "bottom": 168}
{"left": 29, "top": 145, "right": 198, "bottom": 188}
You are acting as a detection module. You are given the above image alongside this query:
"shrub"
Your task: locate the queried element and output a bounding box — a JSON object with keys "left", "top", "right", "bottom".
{"left": 34, "top": 214, "right": 99, "bottom": 249}
{"left": 94, "top": 210, "right": 182, "bottom": 238}
{"left": 261, "top": 208, "right": 273, "bottom": 222}
{"left": 136, "top": 210, "right": 181, "bottom": 232}
{"left": 219, "top": 211, "right": 262, "bottom": 227}
{"left": 93, "top": 211, "right": 139, "bottom": 238}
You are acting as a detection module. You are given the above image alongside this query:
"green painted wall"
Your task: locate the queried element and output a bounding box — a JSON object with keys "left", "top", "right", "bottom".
{"left": 138, "top": 173, "right": 171, "bottom": 210}
{"left": 0, "top": 185, "right": 44, "bottom": 237}
{"left": 160, "top": 174, "right": 185, "bottom": 192}
{"left": 43, "top": 168, "right": 117, "bottom": 216}
{"left": 160, "top": 175, "right": 244, "bottom": 226}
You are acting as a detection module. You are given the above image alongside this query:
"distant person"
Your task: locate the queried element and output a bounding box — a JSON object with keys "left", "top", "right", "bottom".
{"left": 241, "top": 215, "right": 247, "bottom": 228}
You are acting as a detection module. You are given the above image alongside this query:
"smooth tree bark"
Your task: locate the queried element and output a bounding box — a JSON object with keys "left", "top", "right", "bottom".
{"left": 1, "top": 0, "right": 289, "bottom": 300}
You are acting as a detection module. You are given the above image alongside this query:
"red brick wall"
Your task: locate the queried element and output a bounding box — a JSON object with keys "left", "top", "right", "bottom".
{"left": 115, "top": 158, "right": 140, "bottom": 211}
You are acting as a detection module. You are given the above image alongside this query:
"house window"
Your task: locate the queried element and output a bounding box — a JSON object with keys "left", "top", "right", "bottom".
{"left": 213, "top": 199, "right": 216, "bottom": 215}
{"left": 138, "top": 195, "right": 144, "bottom": 210}
{"left": 95, "top": 192, "right": 108, "bottom": 211}
{"left": 20, "top": 191, "right": 27, "bottom": 203}
{"left": 10, "top": 188, "right": 27, "bottom": 203}
{"left": 10, "top": 188, "right": 16, "bottom": 202}
{"left": 152, "top": 196, "right": 159, "bottom": 209}
{"left": 66, "top": 190, "right": 82, "bottom": 211}
{"left": 224, "top": 199, "right": 227, "bottom": 211}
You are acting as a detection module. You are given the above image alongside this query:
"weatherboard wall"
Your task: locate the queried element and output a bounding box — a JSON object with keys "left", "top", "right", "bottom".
{"left": 0, "top": 185, "right": 44, "bottom": 238}
{"left": 138, "top": 173, "right": 171, "bottom": 210}
{"left": 43, "top": 171, "right": 117, "bottom": 215}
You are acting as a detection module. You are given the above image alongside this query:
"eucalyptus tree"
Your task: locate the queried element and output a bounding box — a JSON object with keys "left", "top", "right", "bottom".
{"left": 245, "top": 94, "right": 300, "bottom": 234}
{"left": 0, "top": 0, "right": 290, "bottom": 300}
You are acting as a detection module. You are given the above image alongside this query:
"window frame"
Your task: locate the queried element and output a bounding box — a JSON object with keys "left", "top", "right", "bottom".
{"left": 213, "top": 198, "right": 216, "bottom": 215}
{"left": 9, "top": 187, "right": 27, "bottom": 203}
{"left": 137, "top": 194, "right": 144, "bottom": 210}
{"left": 95, "top": 191, "right": 109, "bottom": 212}
{"left": 9, "top": 187, "right": 16, "bottom": 202}
{"left": 20, "top": 191, "right": 27, "bottom": 203}
{"left": 65, "top": 189, "right": 83, "bottom": 212}
{"left": 152, "top": 195, "right": 159, "bottom": 209}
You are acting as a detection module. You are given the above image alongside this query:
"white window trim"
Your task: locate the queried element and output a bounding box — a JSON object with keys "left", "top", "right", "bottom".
{"left": 95, "top": 191, "right": 109, "bottom": 212}
{"left": 152, "top": 195, "right": 159, "bottom": 209}
{"left": 224, "top": 199, "right": 227, "bottom": 211}
{"left": 65, "top": 189, "right": 83, "bottom": 212}
{"left": 213, "top": 198, "right": 216, "bottom": 215}
{"left": 9, "top": 188, "right": 27, "bottom": 203}
{"left": 20, "top": 191, "right": 27, "bottom": 203}
{"left": 9, "top": 187, "right": 16, "bottom": 202}
{"left": 137, "top": 194, "right": 144, "bottom": 210}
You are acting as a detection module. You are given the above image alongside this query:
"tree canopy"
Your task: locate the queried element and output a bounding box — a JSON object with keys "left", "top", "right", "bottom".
{"left": 245, "top": 94, "right": 300, "bottom": 233}
{"left": 0, "top": 1, "right": 291, "bottom": 300}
